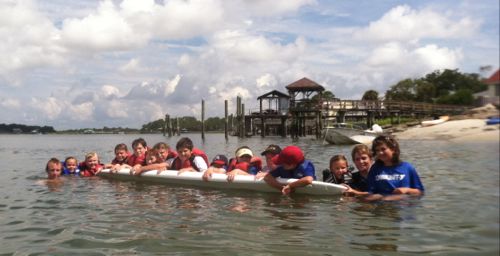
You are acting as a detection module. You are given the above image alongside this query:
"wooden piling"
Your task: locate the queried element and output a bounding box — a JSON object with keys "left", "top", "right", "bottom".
{"left": 224, "top": 100, "right": 228, "bottom": 140}
{"left": 201, "top": 99, "right": 205, "bottom": 140}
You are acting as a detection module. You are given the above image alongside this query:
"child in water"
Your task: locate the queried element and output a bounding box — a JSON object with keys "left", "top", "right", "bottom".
{"left": 62, "top": 156, "right": 80, "bottom": 175}
{"left": 105, "top": 143, "right": 131, "bottom": 173}
{"left": 45, "top": 158, "right": 63, "bottom": 180}
{"left": 79, "top": 152, "right": 104, "bottom": 177}
{"left": 264, "top": 145, "right": 316, "bottom": 195}
{"left": 128, "top": 138, "right": 148, "bottom": 175}
{"left": 168, "top": 137, "right": 208, "bottom": 174}
{"left": 362, "top": 135, "right": 425, "bottom": 201}
{"left": 202, "top": 154, "right": 229, "bottom": 181}
{"left": 322, "top": 155, "right": 351, "bottom": 184}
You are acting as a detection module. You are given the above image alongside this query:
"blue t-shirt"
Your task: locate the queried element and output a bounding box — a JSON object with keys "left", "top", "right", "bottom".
{"left": 270, "top": 160, "right": 317, "bottom": 180}
{"left": 367, "top": 161, "right": 424, "bottom": 195}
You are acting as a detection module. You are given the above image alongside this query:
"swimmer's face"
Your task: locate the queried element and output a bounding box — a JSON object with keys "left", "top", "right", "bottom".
{"left": 46, "top": 162, "right": 62, "bottom": 179}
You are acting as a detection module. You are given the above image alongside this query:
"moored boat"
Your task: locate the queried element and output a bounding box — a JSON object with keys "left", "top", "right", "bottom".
{"left": 322, "top": 123, "right": 382, "bottom": 145}
{"left": 421, "top": 116, "right": 449, "bottom": 127}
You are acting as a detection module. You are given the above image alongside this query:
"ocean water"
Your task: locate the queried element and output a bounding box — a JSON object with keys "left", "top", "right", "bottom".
{"left": 0, "top": 133, "right": 498, "bottom": 255}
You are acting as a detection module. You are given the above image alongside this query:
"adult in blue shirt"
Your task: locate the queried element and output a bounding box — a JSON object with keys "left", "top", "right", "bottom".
{"left": 264, "top": 145, "right": 316, "bottom": 195}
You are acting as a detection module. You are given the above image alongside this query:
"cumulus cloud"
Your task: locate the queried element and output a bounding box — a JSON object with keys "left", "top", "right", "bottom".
{"left": 0, "top": 0, "right": 65, "bottom": 80}
{"left": 0, "top": 98, "right": 21, "bottom": 109}
{"left": 354, "top": 5, "right": 480, "bottom": 42}
{"left": 30, "top": 97, "right": 63, "bottom": 120}
{"left": 0, "top": 0, "right": 495, "bottom": 129}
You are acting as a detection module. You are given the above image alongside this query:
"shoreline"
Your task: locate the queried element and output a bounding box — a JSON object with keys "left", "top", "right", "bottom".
{"left": 393, "top": 119, "right": 499, "bottom": 142}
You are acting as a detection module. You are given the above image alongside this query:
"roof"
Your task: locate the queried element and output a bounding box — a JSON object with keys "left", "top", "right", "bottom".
{"left": 484, "top": 69, "right": 500, "bottom": 85}
{"left": 257, "top": 90, "right": 290, "bottom": 100}
{"left": 285, "top": 77, "right": 325, "bottom": 92}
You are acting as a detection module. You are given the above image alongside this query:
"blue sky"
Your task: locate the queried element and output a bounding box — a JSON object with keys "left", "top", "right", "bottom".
{"left": 0, "top": 0, "right": 498, "bottom": 129}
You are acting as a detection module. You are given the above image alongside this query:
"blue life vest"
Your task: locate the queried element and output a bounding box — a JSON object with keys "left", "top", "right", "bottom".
{"left": 61, "top": 161, "right": 80, "bottom": 175}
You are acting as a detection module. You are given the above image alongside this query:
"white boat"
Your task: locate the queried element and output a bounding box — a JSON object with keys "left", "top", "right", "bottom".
{"left": 322, "top": 123, "right": 383, "bottom": 145}
{"left": 98, "top": 169, "right": 346, "bottom": 196}
{"left": 421, "top": 116, "right": 449, "bottom": 127}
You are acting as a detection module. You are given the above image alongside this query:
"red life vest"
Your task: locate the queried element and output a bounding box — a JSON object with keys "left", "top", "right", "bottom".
{"left": 111, "top": 152, "right": 131, "bottom": 165}
{"left": 171, "top": 147, "right": 208, "bottom": 171}
{"left": 127, "top": 153, "right": 146, "bottom": 166}
{"left": 78, "top": 162, "right": 103, "bottom": 177}
{"left": 227, "top": 158, "right": 250, "bottom": 172}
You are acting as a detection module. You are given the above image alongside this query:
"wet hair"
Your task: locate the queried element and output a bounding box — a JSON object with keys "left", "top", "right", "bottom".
{"left": 132, "top": 138, "right": 147, "bottom": 149}
{"left": 351, "top": 144, "right": 372, "bottom": 161}
{"left": 114, "top": 143, "right": 128, "bottom": 152}
{"left": 45, "top": 158, "right": 61, "bottom": 172}
{"left": 329, "top": 154, "right": 348, "bottom": 168}
{"left": 146, "top": 149, "right": 158, "bottom": 164}
{"left": 85, "top": 152, "right": 98, "bottom": 161}
{"left": 153, "top": 142, "right": 170, "bottom": 151}
{"left": 176, "top": 137, "right": 193, "bottom": 151}
{"left": 64, "top": 156, "right": 78, "bottom": 164}
{"left": 372, "top": 135, "right": 401, "bottom": 165}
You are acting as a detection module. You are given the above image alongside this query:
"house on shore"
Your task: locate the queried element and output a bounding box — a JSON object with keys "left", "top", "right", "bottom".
{"left": 475, "top": 69, "right": 500, "bottom": 107}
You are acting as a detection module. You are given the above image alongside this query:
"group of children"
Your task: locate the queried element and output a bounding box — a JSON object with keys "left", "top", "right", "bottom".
{"left": 45, "top": 135, "right": 424, "bottom": 200}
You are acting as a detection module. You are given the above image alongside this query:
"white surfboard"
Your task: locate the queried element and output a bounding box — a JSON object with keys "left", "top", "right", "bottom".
{"left": 98, "top": 169, "right": 346, "bottom": 196}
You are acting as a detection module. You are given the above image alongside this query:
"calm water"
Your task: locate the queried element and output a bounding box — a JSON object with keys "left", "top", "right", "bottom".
{"left": 0, "top": 133, "right": 498, "bottom": 255}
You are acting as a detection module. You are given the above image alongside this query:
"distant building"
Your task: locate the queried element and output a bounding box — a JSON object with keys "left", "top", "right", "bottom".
{"left": 475, "top": 69, "right": 500, "bottom": 106}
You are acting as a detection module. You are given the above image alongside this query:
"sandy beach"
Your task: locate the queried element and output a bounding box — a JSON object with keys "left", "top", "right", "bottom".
{"left": 394, "top": 119, "right": 499, "bottom": 142}
{"left": 394, "top": 104, "right": 499, "bottom": 142}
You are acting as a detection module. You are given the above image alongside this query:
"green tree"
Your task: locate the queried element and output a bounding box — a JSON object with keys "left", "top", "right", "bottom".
{"left": 385, "top": 79, "right": 416, "bottom": 101}
{"left": 362, "top": 90, "right": 379, "bottom": 101}
{"left": 436, "top": 89, "right": 474, "bottom": 105}
{"left": 415, "top": 80, "right": 436, "bottom": 103}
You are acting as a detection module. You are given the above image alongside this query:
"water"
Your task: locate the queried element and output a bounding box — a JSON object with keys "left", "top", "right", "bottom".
{"left": 0, "top": 133, "right": 498, "bottom": 255}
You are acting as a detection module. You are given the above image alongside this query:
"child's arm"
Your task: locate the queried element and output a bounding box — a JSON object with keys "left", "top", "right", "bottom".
{"left": 263, "top": 173, "right": 285, "bottom": 191}
{"left": 226, "top": 169, "right": 251, "bottom": 182}
{"left": 393, "top": 187, "right": 423, "bottom": 196}
{"left": 139, "top": 162, "right": 169, "bottom": 174}
{"left": 282, "top": 176, "right": 313, "bottom": 195}
{"left": 202, "top": 167, "right": 226, "bottom": 181}
{"left": 342, "top": 184, "right": 369, "bottom": 196}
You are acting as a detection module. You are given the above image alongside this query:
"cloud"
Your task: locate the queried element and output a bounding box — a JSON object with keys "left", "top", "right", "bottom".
{"left": 0, "top": 0, "right": 65, "bottom": 80}
{"left": 0, "top": 98, "right": 21, "bottom": 109}
{"left": 354, "top": 5, "right": 480, "bottom": 42}
{"left": 60, "top": 0, "right": 148, "bottom": 51}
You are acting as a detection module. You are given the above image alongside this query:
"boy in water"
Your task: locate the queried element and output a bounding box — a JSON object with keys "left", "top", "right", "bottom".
{"left": 202, "top": 154, "right": 229, "bottom": 181}
{"left": 46, "top": 158, "right": 63, "bottom": 180}
{"left": 168, "top": 137, "right": 208, "bottom": 174}
{"left": 264, "top": 146, "right": 316, "bottom": 195}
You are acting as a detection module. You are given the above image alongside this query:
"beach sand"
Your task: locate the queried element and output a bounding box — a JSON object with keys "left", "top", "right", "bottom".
{"left": 394, "top": 119, "right": 499, "bottom": 142}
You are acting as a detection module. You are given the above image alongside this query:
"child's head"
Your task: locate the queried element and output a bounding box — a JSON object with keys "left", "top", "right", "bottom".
{"left": 46, "top": 158, "right": 62, "bottom": 179}
{"left": 211, "top": 154, "right": 228, "bottom": 169}
{"left": 114, "top": 143, "right": 129, "bottom": 161}
{"left": 176, "top": 137, "right": 194, "bottom": 160}
{"left": 146, "top": 149, "right": 159, "bottom": 165}
{"left": 272, "top": 146, "right": 304, "bottom": 170}
{"left": 85, "top": 152, "right": 100, "bottom": 169}
{"left": 235, "top": 146, "right": 253, "bottom": 163}
{"left": 131, "top": 138, "right": 147, "bottom": 156}
{"left": 329, "top": 154, "right": 349, "bottom": 179}
{"left": 261, "top": 144, "right": 281, "bottom": 169}
{"left": 351, "top": 144, "right": 373, "bottom": 173}
{"left": 372, "top": 135, "right": 400, "bottom": 166}
{"left": 153, "top": 142, "right": 170, "bottom": 162}
{"left": 64, "top": 156, "right": 78, "bottom": 172}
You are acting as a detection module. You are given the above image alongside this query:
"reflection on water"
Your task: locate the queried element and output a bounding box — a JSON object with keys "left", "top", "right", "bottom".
{"left": 0, "top": 134, "right": 498, "bottom": 255}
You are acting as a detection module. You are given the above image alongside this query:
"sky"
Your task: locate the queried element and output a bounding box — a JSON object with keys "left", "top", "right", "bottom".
{"left": 0, "top": 0, "right": 498, "bottom": 129}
